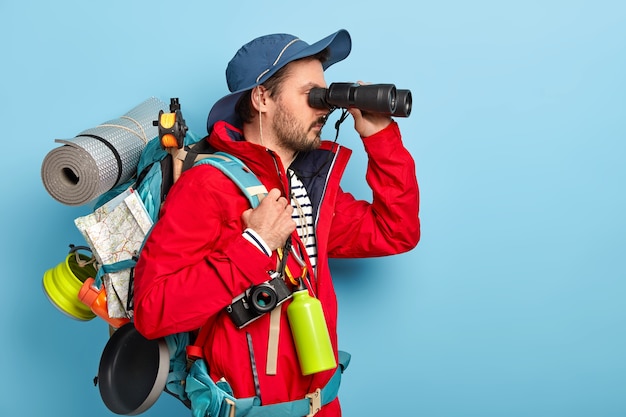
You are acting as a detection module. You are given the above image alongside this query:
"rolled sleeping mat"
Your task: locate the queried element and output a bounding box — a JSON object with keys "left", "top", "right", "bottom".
{"left": 41, "top": 97, "right": 167, "bottom": 206}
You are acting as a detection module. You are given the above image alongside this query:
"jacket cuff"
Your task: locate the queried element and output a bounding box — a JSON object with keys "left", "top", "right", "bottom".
{"left": 242, "top": 228, "right": 272, "bottom": 256}
{"left": 362, "top": 120, "right": 400, "bottom": 143}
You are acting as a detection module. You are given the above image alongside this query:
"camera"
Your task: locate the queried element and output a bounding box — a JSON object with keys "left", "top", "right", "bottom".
{"left": 309, "top": 82, "right": 412, "bottom": 117}
{"left": 226, "top": 275, "right": 292, "bottom": 328}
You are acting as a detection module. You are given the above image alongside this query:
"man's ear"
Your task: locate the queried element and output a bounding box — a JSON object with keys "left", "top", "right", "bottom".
{"left": 251, "top": 85, "right": 269, "bottom": 112}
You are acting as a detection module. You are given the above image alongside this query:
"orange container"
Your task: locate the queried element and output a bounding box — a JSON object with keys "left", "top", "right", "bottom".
{"left": 78, "top": 278, "right": 130, "bottom": 329}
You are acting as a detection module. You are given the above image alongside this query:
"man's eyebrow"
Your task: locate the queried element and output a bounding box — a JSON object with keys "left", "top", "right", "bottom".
{"left": 302, "top": 82, "right": 325, "bottom": 90}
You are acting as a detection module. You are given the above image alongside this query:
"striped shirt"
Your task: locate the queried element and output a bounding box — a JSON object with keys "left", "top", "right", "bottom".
{"left": 288, "top": 169, "right": 318, "bottom": 273}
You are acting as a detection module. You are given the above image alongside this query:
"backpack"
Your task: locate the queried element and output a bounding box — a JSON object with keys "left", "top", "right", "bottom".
{"left": 83, "top": 101, "right": 268, "bottom": 415}
{"left": 92, "top": 138, "right": 269, "bottom": 414}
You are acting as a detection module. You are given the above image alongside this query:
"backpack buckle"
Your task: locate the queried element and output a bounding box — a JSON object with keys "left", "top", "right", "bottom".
{"left": 306, "top": 388, "right": 321, "bottom": 416}
{"left": 224, "top": 398, "right": 236, "bottom": 417}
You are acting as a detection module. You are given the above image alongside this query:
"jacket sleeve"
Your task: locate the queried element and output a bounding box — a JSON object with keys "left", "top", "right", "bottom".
{"left": 327, "top": 121, "right": 420, "bottom": 257}
{"left": 133, "top": 165, "right": 276, "bottom": 339}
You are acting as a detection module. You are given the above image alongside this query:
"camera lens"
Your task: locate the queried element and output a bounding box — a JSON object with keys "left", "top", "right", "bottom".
{"left": 250, "top": 285, "right": 278, "bottom": 313}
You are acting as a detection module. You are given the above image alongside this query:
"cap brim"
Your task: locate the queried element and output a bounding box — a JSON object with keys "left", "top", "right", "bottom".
{"left": 207, "top": 29, "right": 352, "bottom": 133}
{"left": 278, "top": 28, "right": 352, "bottom": 74}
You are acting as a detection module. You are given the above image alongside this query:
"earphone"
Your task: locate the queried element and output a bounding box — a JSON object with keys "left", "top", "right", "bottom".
{"left": 257, "top": 87, "right": 264, "bottom": 146}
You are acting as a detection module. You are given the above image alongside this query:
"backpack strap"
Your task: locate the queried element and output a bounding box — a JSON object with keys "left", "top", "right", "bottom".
{"left": 193, "top": 152, "right": 267, "bottom": 208}
{"left": 179, "top": 138, "right": 215, "bottom": 172}
{"left": 93, "top": 258, "right": 138, "bottom": 289}
{"left": 184, "top": 349, "right": 350, "bottom": 417}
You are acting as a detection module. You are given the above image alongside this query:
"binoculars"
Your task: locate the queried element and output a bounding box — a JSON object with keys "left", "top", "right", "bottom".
{"left": 309, "top": 83, "right": 412, "bottom": 117}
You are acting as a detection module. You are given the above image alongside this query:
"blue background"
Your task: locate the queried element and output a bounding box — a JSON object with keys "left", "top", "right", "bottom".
{"left": 1, "top": 1, "right": 625, "bottom": 416}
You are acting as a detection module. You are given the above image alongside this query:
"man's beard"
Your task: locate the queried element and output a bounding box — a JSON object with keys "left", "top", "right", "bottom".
{"left": 272, "top": 101, "right": 325, "bottom": 153}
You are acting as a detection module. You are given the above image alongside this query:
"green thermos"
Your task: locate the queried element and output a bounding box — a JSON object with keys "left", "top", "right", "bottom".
{"left": 287, "top": 285, "right": 337, "bottom": 375}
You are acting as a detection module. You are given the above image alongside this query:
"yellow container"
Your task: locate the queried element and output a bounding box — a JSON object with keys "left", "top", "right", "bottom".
{"left": 287, "top": 289, "right": 337, "bottom": 375}
{"left": 43, "top": 252, "right": 97, "bottom": 321}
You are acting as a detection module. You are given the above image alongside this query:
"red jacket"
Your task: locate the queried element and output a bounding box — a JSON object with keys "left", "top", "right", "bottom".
{"left": 134, "top": 120, "right": 420, "bottom": 415}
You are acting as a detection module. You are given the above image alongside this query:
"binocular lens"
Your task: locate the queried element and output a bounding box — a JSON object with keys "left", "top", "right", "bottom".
{"left": 394, "top": 90, "right": 412, "bottom": 117}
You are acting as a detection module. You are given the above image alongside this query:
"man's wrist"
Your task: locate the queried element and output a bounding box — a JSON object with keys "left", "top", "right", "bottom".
{"left": 242, "top": 228, "right": 272, "bottom": 256}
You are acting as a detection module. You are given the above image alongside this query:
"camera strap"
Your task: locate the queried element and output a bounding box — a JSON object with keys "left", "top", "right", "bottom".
{"left": 266, "top": 306, "right": 282, "bottom": 375}
{"left": 266, "top": 238, "right": 291, "bottom": 375}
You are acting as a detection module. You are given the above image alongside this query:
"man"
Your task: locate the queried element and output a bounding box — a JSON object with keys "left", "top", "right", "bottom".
{"left": 134, "top": 29, "right": 420, "bottom": 416}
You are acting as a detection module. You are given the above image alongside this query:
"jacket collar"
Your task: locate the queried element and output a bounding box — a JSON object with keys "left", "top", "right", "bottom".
{"left": 207, "top": 120, "right": 349, "bottom": 196}
{"left": 207, "top": 121, "right": 289, "bottom": 193}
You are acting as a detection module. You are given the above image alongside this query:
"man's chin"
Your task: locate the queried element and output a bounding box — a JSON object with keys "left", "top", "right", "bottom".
{"left": 309, "top": 137, "right": 322, "bottom": 150}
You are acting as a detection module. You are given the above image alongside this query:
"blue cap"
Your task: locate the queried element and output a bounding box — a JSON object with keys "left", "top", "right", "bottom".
{"left": 207, "top": 29, "right": 352, "bottom": 133}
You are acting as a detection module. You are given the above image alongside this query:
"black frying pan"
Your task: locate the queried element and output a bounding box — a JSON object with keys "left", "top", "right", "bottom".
{"left": 97, "top": 322, "right": 170, "bottom": 415}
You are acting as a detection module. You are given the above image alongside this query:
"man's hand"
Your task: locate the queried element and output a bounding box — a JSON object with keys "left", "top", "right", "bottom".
{"left": 241, "top": 188, "right": 296, "bottom": 252}
{"left": 348, "top": 108, "right": 392, "bottom": 138}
